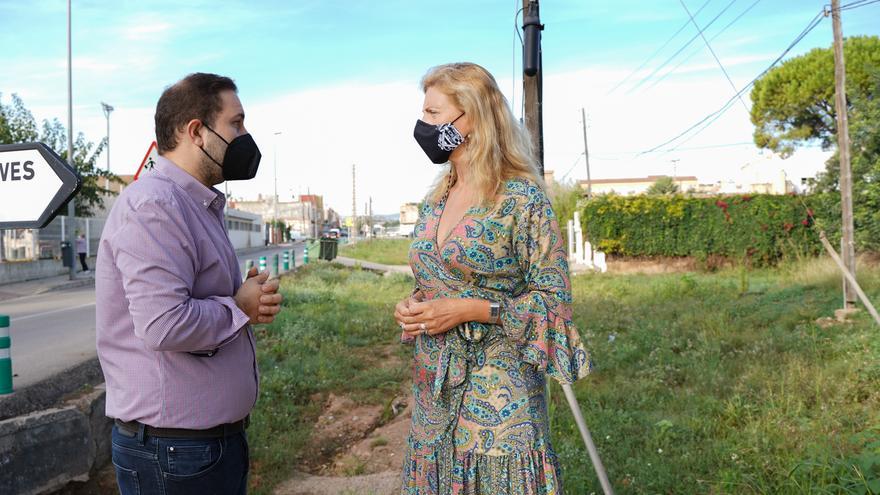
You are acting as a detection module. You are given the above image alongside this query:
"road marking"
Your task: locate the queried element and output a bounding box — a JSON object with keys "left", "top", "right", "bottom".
{"left": 12, "top": 302, "right": 96, "bottom": 322}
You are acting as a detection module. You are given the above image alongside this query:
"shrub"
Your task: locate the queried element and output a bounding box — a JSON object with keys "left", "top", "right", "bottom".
{"left": 580, "top": 194, "right": 837, "bottom": 266}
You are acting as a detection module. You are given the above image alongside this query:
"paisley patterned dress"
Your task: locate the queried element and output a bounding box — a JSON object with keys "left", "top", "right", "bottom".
{"left": 401, "top": 176, "right": 592, "bottom": 495}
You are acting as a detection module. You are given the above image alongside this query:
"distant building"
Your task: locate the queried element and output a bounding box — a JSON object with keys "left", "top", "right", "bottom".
{"left": 399, "top": 202, "right": 420, "bottom": 237}
{"left": 324, "top": 208, "right": 341, "bottom": 232}
{"left": 225, "top": 208, "right": 264, "bottom": 250}
{"left": 578, "top": 175, "right": 699, "bottom": 196}
{"left": 691, "top": 170, "right": 799, "bottom": 196}
{"left": 232, "top": 194, "right": 324, "bottom": 239}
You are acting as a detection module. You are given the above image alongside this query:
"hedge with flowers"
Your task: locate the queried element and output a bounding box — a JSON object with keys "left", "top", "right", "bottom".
{"left": 580, "top": 194, "right": 837, "bottom": 266}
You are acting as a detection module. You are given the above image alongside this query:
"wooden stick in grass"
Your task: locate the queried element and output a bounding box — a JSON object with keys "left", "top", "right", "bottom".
{"left": 561, "top": 383, "right": 615, "bottom": 495}
{"left": 819, "top": 231, "right": 880, "bottom": 327}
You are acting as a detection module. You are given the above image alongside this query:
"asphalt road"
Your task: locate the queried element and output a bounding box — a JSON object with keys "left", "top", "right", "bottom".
{"left": 0, "top": 243, "right": 305, "bottom": 391}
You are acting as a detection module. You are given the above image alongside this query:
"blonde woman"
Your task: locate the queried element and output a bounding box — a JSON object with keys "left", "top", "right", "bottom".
{"left": 394, "top": 63, "right": 592, "bottom": 495}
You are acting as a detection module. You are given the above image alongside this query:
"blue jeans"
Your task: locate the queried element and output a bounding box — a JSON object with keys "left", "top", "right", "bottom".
{"left": 111, "top": 424, "right": 249, "bottom": 495}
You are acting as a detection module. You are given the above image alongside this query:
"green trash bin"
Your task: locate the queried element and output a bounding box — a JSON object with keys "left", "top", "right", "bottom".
{"left": 318, "top": 238, "right": 331, "bottom": 261}
{"left": 329, "top": 238, "right": 338, "bottom": 260}
{"left": 319, "top": 238, "right": 338, "bottom": 261}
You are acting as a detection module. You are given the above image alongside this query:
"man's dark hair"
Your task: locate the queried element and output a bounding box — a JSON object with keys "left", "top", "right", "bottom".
{"left": 154, "top": 73, "right": 237, "bottom": 153}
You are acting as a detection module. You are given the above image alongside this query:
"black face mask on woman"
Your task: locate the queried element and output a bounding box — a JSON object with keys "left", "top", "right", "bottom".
{"left": 200, "top": 124, "right": 262, "bottom": 180}
{"left": 413, "top": 113, "right": 465, "bottom": 164}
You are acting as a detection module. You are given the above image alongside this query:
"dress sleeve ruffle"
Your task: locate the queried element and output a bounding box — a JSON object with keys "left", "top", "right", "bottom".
{"left": 499, "top": 182, "right": 592, "bottom": 385}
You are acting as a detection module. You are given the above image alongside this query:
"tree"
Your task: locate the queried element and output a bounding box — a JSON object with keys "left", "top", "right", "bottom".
{"left": 0, "top": 94, "right": 121, "bottom": 217}
{"left": 813, "top": 77, "right": 880, "bottom": 251}
{"left": 750, "top": 36, "right": 880, "bottom": 251}
{"left": 549, "top": 180, "right": 583, "bottom": 224}
{"left": 646, "top": 176, "right": 680, "bottom": 195}
{"left": 750, "top": 36, "right": 880, "bottom": 157}
{"left": 548, "top": 180, "right": 585, "bottom": 248}
{"left": 0, "top": 94, "right": 39, "bottom": 144}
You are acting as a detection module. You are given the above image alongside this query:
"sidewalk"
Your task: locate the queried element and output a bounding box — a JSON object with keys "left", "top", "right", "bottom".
{"left": 0, "top": 243, "right": 300, "bottom": 302}
{"left": 0, "top": 271, "right": 94, "bottom": 302}
{"left": 333, "top": 256, "right": 412, "bottom": 275}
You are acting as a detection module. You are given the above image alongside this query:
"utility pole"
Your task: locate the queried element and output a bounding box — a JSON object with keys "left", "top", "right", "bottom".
{"left": 66, "top": 0, "right": 76, "bottom": 281}
{"left": 368, "top": 196, "right": 373, "bottom": 239}
{"left": 352, "top": 164, "right": 357, "bottom": 239}
{"left": 581, "top": 108, "right": 592, "bottom": 199}
{"left": 522, "top": 0, "right": 544, "bottom": 176}
{"left": 831, "top": 0, "right": 857, "bottom": 308}
{"left": 299, "top": 191, "right": 306, "bottom": 240}
{"left": 307, "top": 186, "right": 315, "bottom": 238}
{"left": 101, "top": 102, "right": 113, "bottom": 172}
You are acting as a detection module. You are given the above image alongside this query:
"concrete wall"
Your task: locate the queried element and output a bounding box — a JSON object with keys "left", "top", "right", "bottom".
{"left": 0, "top": 257, "right": 96, "bottom": 284}
{"left": 0, "top": 259, "right": 67, "bottom": 284}
{"left": 228, "top": 229, "right": 264, "bottom": 251}
{"left": 0, "top": 384, "right": 111, "bottom": 495}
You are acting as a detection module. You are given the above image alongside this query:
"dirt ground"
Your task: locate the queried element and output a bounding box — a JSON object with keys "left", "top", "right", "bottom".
{"left": 274, "top": 393, "right": 411, "bottom": 495}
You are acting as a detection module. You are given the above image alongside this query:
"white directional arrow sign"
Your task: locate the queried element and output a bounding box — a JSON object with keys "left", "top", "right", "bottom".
{"left": 0, "top": 143, "right": 81, "bottom": 229}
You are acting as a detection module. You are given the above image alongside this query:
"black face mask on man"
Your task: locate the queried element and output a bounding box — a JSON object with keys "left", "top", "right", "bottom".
{"left": 199, "top": 124, "right": 262, "bottom": 181}
{"left": 413, "top": 113, "right": 465, "bottom": 164}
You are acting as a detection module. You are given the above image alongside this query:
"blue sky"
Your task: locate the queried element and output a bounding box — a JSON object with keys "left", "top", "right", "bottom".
{"left": 2, "top": 0, "right": 879, "bottom": 214}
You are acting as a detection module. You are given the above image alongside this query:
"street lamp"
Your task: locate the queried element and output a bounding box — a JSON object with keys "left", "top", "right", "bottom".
{"left": 101, "top": 102, "right": 114, "bottom": 172}
{"left": 670, "top": 158, "right": 680, "bottom": 191}
{"left": 273, "top": 131, "right": 282, "bottom": 244}
{"left": 66, "top": 0, "right": 76, "bottom": 280}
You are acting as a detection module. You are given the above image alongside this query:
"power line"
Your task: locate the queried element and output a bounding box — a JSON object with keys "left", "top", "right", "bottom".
{"left": 513, "top": 4, "right": 527, "bottom": 120}
{"left": 840, "top": 0, "right": 880, "bottom": 9}
{"left": 606, "top": 0, "right": 714, "bottom": 95}
{"left": 646, "top": 0, "right": 763, "bottom": 92}
{"left": 512, "top": 2, "right": 524, "bottom": 115}
{"left": 837, "top": 0, "right": 874, "bottom": 10}
{"left": 559, "top": 152, "right": 585, "bottom": 181}
{"left": 678, "top": 0, "right": 750, "bottom": 113}
{"left": 628, "top": 0, "right": 740, "bottom": 93}
{"left": 654, "top": 13, "right": 825, "bottom": 155}
{"left": 598, "top": 141, "right": 755, "bottom": 157}
{"left": 639, "top": 9, "right": 825, "bottom": 155}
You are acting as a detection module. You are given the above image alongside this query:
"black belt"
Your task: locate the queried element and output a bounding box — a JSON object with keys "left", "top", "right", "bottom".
{"left": 115, "top": 415, "right": 249, "bottom": 439}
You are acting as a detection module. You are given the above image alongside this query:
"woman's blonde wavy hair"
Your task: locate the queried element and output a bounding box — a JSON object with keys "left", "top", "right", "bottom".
{"left": 422, "top": 63, "right": 541, "bottom": 205}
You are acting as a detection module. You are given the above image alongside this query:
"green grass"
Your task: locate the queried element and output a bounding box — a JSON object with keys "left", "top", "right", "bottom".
{"left": 247, "top": 263, "right": 412, "bottom": 494}
{"left": 247, "top": 257, "right": 880, "bottom": 494}
{"left": 553, "top": 258, "right": 880, "bottom": 494}
{"left": 339, "top": 238, "right": 412, "bottom": 266}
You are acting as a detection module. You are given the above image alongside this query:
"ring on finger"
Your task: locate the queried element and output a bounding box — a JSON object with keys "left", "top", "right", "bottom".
{"left": 419, "top": 323, "right": 427, "bottom": 332}
{"left": 399, "top": 322, "right": 406, "bottom": 330}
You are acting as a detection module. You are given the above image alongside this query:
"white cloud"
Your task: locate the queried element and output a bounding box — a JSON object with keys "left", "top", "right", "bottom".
{"left": 32, "top": 64, "right": 829, "bottom": 218}
{"left": 59, "top": 57, "right": 123, "bottom": 74}
{"left": 124, "top": 22, "right": 174, "bottom": 41}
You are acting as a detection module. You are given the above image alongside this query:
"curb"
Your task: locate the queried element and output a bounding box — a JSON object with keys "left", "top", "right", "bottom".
{"left": 36, "top": 277, "right": 95, "bottom": 295}
{"left": 0, "top": 358, "right": 104, "bottom": 421}
{"left": 333, "top": 257, "right": 412, "bottom": 276}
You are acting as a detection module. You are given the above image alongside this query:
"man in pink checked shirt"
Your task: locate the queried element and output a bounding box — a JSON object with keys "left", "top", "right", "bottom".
{"left": 96, "top": 73, "right": 281, "bottom": 495}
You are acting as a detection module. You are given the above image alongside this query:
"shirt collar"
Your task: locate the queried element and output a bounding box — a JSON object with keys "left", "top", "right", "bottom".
{"left": 153, "top": 156, "right": 225, "bottom": 210}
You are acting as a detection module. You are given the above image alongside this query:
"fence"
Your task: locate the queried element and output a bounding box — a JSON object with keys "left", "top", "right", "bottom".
{"left": 0, "top": 216, "right": 106, "bottom": 262}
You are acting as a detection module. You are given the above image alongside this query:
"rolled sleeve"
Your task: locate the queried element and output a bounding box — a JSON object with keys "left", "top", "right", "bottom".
{"left": 112, "top": 199, "right": 250, "bottom": 352}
